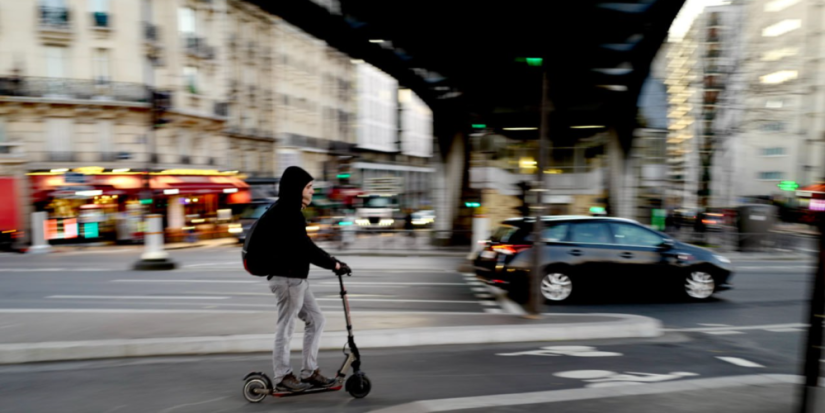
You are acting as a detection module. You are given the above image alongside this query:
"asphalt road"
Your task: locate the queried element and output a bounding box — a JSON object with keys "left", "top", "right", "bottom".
{"left": 0, "top": 246, "right": 818, "bottom": 412}
{"left": 0, "top": 335, "right": 799, "bottom": 413}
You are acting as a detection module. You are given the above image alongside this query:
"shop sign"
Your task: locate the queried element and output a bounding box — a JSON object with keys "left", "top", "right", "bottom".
{"left": 64, "top": 172, "right": 88, "bottom": 184}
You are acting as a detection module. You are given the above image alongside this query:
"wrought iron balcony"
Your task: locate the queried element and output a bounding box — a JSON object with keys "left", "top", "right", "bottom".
{"left": 40, "top": 6, "right": 70, "bottom": 30}
{"left": 214, "top": 101, "right": 229, "bottom": 117}
{"left": 0, "top": 76, "right": 149, "bottom": 103}
{"left": 184, "top": 36, "right": 216, "bottom": 59}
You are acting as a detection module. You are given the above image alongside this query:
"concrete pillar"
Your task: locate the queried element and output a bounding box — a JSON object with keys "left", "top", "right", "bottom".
{"left": 468, "top": 212, "right": 490, "bottom": 260}
{"left": 27, "top": 212, "right": 51, "bottom": 254}
{"left": 133, "top": 214, "right": 176, "bottom": 270}
{"left": 606, "top": 130, "right": 637, "bottom": 219}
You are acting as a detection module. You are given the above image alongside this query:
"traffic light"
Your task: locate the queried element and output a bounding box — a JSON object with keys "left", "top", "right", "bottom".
{"left": 151, "top": 90, "right": 172, "bottom": 129}
{"left": 515, "top": 181, "right": 531, "bottom": 217}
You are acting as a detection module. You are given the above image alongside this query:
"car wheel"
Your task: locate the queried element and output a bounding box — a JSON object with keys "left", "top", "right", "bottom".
{"left": 684, "top": 270, "right": 715, "bottom": 300}
{"left": 541, "top": 271, "right": 574, "bottom": 303}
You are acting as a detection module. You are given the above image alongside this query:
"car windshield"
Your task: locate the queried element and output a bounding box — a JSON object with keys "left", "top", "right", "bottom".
{"left": 363, "top": 196, "right": 393, "bottom": 208}
{"left": 240, "top": 204, "right": 271, "bottom": 219}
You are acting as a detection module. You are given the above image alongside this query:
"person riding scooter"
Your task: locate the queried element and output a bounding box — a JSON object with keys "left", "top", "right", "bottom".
{"left": 260, "top": 166, "right": 351, "bottom": 392}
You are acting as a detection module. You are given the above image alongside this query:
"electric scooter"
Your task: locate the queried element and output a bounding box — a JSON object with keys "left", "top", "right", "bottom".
{"left": 242, "top": 269, "right": 371, "bottom": 402}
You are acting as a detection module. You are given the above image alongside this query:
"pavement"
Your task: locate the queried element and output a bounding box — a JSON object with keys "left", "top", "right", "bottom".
{"left": 0, "top": 311, "right": 659, "bottom": 364}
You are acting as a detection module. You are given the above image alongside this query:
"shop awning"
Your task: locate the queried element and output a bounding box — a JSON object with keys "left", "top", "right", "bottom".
{"left": 151, "top": 176, "right": 249, "bottom": 195}
{"left": 797, "top": 183, "right": 825, "bottom": 197}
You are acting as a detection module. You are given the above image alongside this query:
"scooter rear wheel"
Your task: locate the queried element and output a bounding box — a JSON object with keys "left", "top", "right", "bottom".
{"left": 243, "top": 377, "right": 269, "bottom": 403}
{"left": 346, "top": 374, "right": 371, "bottom": 399}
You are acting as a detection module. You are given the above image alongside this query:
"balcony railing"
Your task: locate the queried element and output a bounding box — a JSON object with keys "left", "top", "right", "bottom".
{"left": 40, "top": 6, "right": 70, "bottom": 30}
{"left": 214, "top": 101, "right": 229, "bottom": 117}
{"left": 184, "top": 36, "right": 216, "bottom": 59}
{"left": 0, "top": 76, "right": 149, "bottom": 103}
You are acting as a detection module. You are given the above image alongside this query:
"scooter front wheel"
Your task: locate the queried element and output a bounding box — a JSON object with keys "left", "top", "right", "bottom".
{"left": 243, "top": 376, "right": 270, "bottom": 403}
{"left": 346, "top": 374, "right": 371, "bottom": 399}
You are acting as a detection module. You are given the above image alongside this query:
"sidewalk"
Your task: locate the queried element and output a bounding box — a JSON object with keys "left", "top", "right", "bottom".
{"left": 0, "top": 311, "right": 660, "bottom": 364}
{"left": 370, "top": 375, "right": 806, "bottom": 413}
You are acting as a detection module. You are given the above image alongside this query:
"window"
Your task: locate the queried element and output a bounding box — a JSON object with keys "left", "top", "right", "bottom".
{"left": 490, "top": 225, "right": 519, "bottom": 243}
{"left": 762, "top": 147, "right": 786, "bottom": 156}
{"left": 183, "top": 66, "right": 198, "bottom": 94}
{"left": 45, "top": 46, "right": 68, "bottom": 78}
{"left": 99, "top": 120, "right": 113, "bottom": 154}
{"left": 92, "top": 48, "right": 110, "bottom": 83}
{"left": 758, "top": 171, "right": 783, "bottom": 180}
{"left": 759, "top": 122, "right": 786, "bottom": 132}
{"left": 760, "top": 70, "right": 797, "bottom": 85}
{"left": 570, "top": 222, "right": 612, "bottom": 244}
{"left": 762, "top": 19, "right": 801, "bottom": 37}
{"left": 178, "top": 7, "right": 196, "bottom": 35}
{"left": 90, "top": 0, "right": 108, "bottom": 12}
{"left": 765, "top": 100, "right": 784, "bottom": 109}
{"left": 542, "top": 223, "right": 570, "bottom": 242}
{"left": 46, "top": 118, "right": 73, "bottom": 154}
{"left": 762, "top": 47, "right": 798, "bottom": 62}
{"left": 765, "top": 0, "right": 800, "bottom": 12}
{"left": 608, "top": 223, "right": 663, "bottom": 247}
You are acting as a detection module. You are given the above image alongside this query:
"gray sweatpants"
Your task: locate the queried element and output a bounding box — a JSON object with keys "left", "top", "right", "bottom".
{"left": 268, "top": 276, "right": 326, "bottom": 383}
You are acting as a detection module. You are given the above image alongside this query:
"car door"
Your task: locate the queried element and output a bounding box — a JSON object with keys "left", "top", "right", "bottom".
{"left": 607, "top": 222, "right": 670, "bottom": 289}
{"left": 567, "top": 221, "right": 616, "bottom": 288}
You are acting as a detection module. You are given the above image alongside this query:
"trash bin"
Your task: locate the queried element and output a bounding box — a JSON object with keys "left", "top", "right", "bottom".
{"left": 735, "top": 204, "right": 777, "bottom": 252}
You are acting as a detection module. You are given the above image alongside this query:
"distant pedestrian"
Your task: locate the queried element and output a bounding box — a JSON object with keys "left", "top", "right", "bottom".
{"left": 404, "top": 210, "right": 415, "bottom": 246}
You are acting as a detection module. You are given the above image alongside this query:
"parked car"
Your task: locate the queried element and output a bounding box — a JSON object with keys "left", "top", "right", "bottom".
{"left": 474, "top": 216, "right": 734, "bottom": 302}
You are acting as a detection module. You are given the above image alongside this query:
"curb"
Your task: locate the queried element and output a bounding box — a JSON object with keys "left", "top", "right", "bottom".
{"left": 329, "top": 251, "right": 469, "bottom": 257}
{"left": 0, "top": 314, "right": 660, "bottom": 365}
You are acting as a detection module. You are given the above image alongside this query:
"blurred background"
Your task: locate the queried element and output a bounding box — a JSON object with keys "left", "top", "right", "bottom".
{"left": 0, "top": 0, "right": 824, "bottom": 412}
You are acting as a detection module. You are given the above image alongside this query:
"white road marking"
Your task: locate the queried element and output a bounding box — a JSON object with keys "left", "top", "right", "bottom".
{"left": 704, "top": 331, "right": 746, "bottom": 336}
{"left": 318, "top": 281, "right": 469, "bottom": 286}
{"left": 697, "top": 323, "right": 731, "bottom": 327}
{"left": 366, "top": 375, "right": 799, "bottom": 412}
{"left": 498, "top": 346, "right": 622, "bottom": 358}
{"left": 484, "top": 308, "right": 504, "bottom": 314}
{"left": 716, "top": 357, "right": 765, "bottom": 368}
{"left": 47, "top": 295, "right": 230, "bottom": 300}
{"left": 765, "top": 328, "right": 804, "bottom": 333}
{"left": 665, "top": 323, "right": 807, "bottom": 333}
{"left": 479, "top": 301, "right": 497, "bottom": 306}
{"left": 112, "top": 279, "right": 260, "bottom": 284}
{"left": 471, "top": 287, "right": 489, "bottom": 293}
{"left": 0, "top": 308, "right": 265, "bottom": 314}
{"left": 474, "top": 294, "right": 494, "bottom": 299}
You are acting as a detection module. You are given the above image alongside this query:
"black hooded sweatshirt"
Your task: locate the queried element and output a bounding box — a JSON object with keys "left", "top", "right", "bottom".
{"left": 260, "top": 166, "right": 337, "bottom": 280}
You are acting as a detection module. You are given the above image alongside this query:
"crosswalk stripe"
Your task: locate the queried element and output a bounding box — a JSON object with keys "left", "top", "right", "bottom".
{"left": 717, "top": 357, "right": 765, "bottom": 368}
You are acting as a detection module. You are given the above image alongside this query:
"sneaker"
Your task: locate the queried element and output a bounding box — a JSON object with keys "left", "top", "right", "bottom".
{"left": 275, "top": 373, "right": 312, "bottom": 392}
{"left": 302, "top": 369, "right": 337, "bottom": 388}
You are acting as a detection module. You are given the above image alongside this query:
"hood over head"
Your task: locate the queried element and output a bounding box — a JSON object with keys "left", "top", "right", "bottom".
{"left": 278, "top": 166, "right": 314, "bottom": 209}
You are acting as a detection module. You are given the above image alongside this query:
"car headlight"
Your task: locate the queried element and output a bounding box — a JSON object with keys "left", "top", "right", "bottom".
{"left": 714, "top": 254, "right": 731, "bottom": 264}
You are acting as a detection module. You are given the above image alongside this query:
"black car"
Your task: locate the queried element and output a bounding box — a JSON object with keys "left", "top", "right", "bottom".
{"left": 474, "top": 216, "right": 734, "bottom": 302}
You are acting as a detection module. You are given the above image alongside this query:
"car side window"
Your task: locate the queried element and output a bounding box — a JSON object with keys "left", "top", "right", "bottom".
{"left": 608, "top": 223, "right": 663, "bottom": 247}
{"left": 570, "top": 222, "right": 612, "bottom": 244}
{"left": 542, "top": 223, "right": 570, "bottom": 242}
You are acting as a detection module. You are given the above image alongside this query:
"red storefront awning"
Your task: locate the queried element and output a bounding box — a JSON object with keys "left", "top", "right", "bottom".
{"left": 150, "top": 175, "right": 249, "bottom": 194}
{"left": 30, "top": 174, "right": 249, "bottom": 202}
{"left": 798, "top": 183, "right": 825, "bottom": 195}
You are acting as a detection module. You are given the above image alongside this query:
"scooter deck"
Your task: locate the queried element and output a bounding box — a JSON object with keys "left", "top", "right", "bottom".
{"left": 271, "top": 384, "right": 343, "bottom": 397}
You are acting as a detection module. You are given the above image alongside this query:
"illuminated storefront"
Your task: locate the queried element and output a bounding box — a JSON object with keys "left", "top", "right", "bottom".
{"left": 28, "top": 168, "right": 250, "bottom": 243}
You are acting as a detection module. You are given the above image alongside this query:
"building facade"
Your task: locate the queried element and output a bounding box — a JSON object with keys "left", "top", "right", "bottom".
{"left": 0, "top": 0, "right": 435, "bottom": 243}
